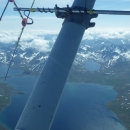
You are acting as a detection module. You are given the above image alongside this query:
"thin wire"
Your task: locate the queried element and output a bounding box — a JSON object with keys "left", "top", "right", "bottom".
{"left": 13, "top": 1, "right": 23, "bottom": 19}
{"left": 24, "top": 11, "right": 34, "bottom": 24}
{"left": 0, "top": 0, "right": 9, "bottom": 21}
{"left": 4, "top": 0, "right": 36, "bottom": 80}
{"left": 0, "top": 0, "right": 24, "bottom": 21}
{"left": 5, "top": 26, "right": 25, "bottom": 80}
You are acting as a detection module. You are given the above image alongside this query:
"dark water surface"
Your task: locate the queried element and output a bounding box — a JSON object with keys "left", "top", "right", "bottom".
{"left": 0, "top": 63, "right": 126, "bottom": 130}
{"left": 51, "top": 83, "right": 126, "bottom": 130}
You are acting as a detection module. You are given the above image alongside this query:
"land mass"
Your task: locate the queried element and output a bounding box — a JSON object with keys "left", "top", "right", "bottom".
{"left": 0, "top": 80, "right": 25, "bottom": 130}
{"left": 0, "top": 60, "right": 130, "bottom": 130}
{"left": 68, "top": 60, "right": 130, "bottom": 130}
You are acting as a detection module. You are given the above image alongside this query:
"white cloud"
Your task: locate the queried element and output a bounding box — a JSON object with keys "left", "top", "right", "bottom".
{"left": 83, "top": 29, "right": 130, "bottom": 40}
{"left": 21, "top": 39, "right": 50, "bottom": 52}
{"left": 0, "top": 29, "right": 130, "bottom": 53}
{"left": 0, "top": 29, "right": 59, "bottom": 52}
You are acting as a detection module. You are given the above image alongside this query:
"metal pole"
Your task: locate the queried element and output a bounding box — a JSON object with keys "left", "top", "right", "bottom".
{"left": 15, "top": 0, "right": 96, "bottom": 130}
{"left": 0, "top": 1, "right": 9, "bottom": 21}
{"left": 14, "top": 7, "right": 130, "bottom": 15}
{"left": 92, "top": 10, "right": 130, "bottom": 15}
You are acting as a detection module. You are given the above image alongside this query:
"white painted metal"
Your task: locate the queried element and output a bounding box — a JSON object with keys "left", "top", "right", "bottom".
{"left": 15, "top": 0, "right": 96, "bottom": 130}
{"left": 14, "top": 8, "right": 130, "bottom": 15}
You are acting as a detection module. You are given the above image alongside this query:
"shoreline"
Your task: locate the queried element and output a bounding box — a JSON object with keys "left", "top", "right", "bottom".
{"left": 106, "top": 85, "right": 130, "bottom": 130}
{"left": 68, "top": 64, "right": 130, "bottom": 130}
{"left": 0, "top": 81, "right": 120, "bottom": 130}
{"left": 0, "top": 81, "right": 24, "bottom": 130}
{"left": 0, "top": 82, "right": 13, "bottom": 130}
{"left": 0, "top": 62, "right": 129, "bottom": 130}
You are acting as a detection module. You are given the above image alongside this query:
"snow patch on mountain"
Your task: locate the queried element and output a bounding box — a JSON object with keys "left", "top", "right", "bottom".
{"left": 0, "top": 29, "right": 130, "bottom": 72}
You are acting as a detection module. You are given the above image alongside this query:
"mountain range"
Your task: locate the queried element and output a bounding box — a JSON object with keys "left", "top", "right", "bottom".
{"left": 0, "top": 30, "right": 130, "bottom": 73}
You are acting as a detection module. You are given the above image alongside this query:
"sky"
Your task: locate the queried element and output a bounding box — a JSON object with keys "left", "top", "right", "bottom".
{"left": 0, "top": 0, "right": 130, "bottom": 53}
{"left": 0, "top": 0, "right": 130, "bottom": 31}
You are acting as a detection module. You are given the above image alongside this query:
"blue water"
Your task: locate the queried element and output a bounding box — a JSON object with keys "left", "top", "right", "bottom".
{"left": 0, "top": 63, "right": 38, "bottom": 129}
{"left": 51, "top": 83, "right": 126, "bottom": 130}
{"left": 0, "top": 63, "right": 126, "bottom": 130}
{"left": 0, "top": 63, "right": 22, "bottom": 77}
{"left": 85, "top": 60, "right": 100, "bottom": 71}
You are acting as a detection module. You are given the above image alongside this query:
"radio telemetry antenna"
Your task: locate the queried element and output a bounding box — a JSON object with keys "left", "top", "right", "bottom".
{"left": 14, "top": 5, "right": 130, "bottom": 17}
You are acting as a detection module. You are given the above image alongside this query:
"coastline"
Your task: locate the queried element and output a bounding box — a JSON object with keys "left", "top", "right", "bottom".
{"left": 68, "top": 63, "right": 130, "bottom": 130}
{"left": 0, "top": 82, "right": 14, "bottom": 112}
{"left": 0, "top": 81, "right": 23, "bottom": 112}
{"left": 0, "top": 82, "right": 13, "bottom": 130}
{"left": 0, "top": 81, "right": 24, "bottom": 130}
{"left": 0, "top": 61, "right": 129, "bottom": 130}
{"left": 106, "top": 85, "right": 130, "bottom": 130}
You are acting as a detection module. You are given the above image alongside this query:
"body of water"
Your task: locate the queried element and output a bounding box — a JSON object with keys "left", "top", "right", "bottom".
{"left": 51, "top": 83, "right": 126, "bottom": 130}
{"left": 85, "top": 60, "right": 100, "bottom": 71}
{"left": 0, "top": 63, "right": 126, "bottom": 130}
{"left": 0, "top": 63, "right": 38, "bottom": 129}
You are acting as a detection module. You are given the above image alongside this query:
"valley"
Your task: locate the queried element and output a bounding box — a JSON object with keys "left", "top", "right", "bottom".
{"left": 0, "top": 31, "right": 130, "bottom": 129}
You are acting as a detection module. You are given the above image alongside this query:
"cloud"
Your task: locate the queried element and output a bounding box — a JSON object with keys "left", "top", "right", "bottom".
{"left": 83, "top": 29, "right": 130, "bottom": 40}
{"left": 0, "top": 29, "right": 59, "bottom": 52}
{"left": 21, "top": 39, "right": 50, "bottom": 52}
{"left": 0, "top": 29, "right": 130, "bottom": 53}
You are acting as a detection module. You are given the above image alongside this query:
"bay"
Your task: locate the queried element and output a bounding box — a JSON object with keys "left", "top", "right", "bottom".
{"left": 0, "top": 63, "right": 126, "bottom": 130}
{"left": 0, "top": 63, "right": 38, "bottom": 129}
{"left": 51, "top": 83, "right": 126, "bottom": 130}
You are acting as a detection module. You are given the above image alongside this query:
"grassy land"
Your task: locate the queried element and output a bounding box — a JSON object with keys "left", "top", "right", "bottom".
{"left": 0, "top": 61, "right": 130, "bottom": 129}
{"left": 0, "top": 82, "right": 14, "bottom": 112}
{"left": 0, "top": 82, "right": 14, "bottom": 130}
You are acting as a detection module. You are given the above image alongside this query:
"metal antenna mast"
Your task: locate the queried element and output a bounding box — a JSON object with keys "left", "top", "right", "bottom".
{"left": 14, "top": 7, "right": 130, "bottom": 16}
